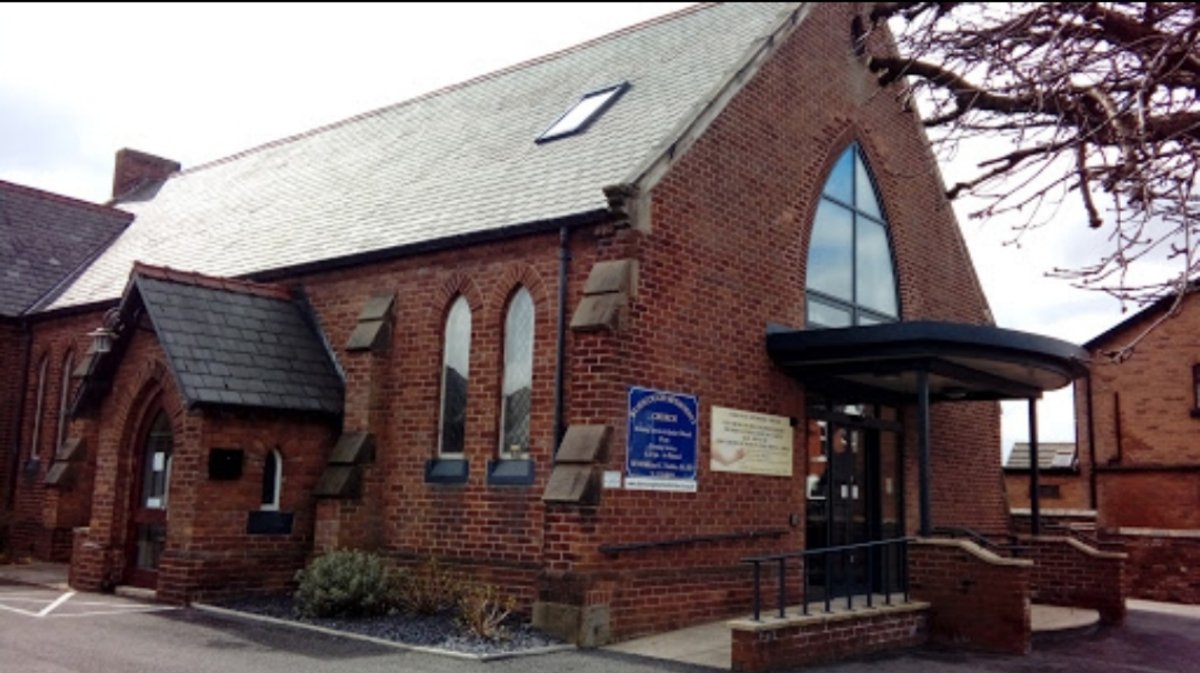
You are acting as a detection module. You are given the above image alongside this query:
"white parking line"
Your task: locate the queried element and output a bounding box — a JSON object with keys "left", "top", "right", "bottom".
{"left": 0, "top": 602, "right": 40, "bottom": 617}
{"left": 37, "top": 591, "right": 76, "bottom": 617}
{"left": 0, "top": 588, "right": 178, "bottom": 619}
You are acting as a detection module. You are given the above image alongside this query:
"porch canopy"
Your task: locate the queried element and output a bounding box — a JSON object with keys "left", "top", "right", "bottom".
{"left": 766, "top": 320, "right": 1089, "bottom": 536}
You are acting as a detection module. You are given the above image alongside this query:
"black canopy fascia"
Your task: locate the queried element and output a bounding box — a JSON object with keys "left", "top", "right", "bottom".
{"left": 767, "top": 320, "right": 1089, "bottom": 538}
{"left": 766, "top": 320, "right": 1088, "bottom": 403}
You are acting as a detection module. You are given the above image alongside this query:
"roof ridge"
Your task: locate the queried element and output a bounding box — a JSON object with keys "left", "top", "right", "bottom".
{"left": 133, "top": 262, "right": 293, "bottom": 301}
{"left": 0, "top": 178, "right": 133, "bottom": 220}
{"left": 179, "top": 3, "right": 714, "bottom": 177}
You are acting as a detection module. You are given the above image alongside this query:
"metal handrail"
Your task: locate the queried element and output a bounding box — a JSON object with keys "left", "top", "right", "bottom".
{"left": 743, "top": 536, "right": 914, "bottom": 621}
{"left": 932, "top": 526, "right": 1028, "bottom": 557}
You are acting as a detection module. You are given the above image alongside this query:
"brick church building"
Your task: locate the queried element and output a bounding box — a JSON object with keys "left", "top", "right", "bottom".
{"left": 1, "top": 4, "right": 1126, "bottom": 667}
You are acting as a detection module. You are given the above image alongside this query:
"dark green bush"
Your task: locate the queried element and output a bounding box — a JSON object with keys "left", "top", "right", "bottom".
{"left": 294, "top": 549, "right": 394, "bottom": 618}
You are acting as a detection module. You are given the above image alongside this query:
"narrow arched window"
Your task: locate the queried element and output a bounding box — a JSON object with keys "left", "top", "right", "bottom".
{"left": 261, "top": 449, "right": 282, "bottom": 511}
{"left": 29, "top": 356, "right": 49, "bottom": 461}
{"left": 55, "top": 352, "right": 74, "bottom": 455}
{"left": 439, "top": 296, "right": 472, "bottom": 456}
{"left": 806, "top": 145, "right": 900, "bottom": 327}
{"left": 499, "top": 288, "right": 534, "bottom": 459}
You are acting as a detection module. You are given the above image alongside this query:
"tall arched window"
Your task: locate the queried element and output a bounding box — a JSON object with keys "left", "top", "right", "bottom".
{"left": 261, "top": 449, "right": 282, "bottom": 511}
{"left": 805, "top": 144, "right": 899, "bottom": 328}
{"left": 55, "top": 351, "right": 74, "bottom": 454}
{"left": 29, "top": 356, "right": 49, "bottom": 461}
{"left": 438, "top": 296, "right": 472, "bottom": 456}
{"left": 499, "top": 288, "right": 534, "bottom": 459}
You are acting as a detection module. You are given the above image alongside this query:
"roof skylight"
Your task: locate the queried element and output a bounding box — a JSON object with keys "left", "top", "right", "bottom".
{"left": 536, "top": 82, "right": 630, "bottom": 144}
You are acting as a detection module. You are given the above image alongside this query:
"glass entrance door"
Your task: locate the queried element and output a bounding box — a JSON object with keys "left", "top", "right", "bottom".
{"left": 805, "top": 405, "right": 904, "bottom": 600}
{"left": 126, "top": 410, "right": 172, "bottom": 588}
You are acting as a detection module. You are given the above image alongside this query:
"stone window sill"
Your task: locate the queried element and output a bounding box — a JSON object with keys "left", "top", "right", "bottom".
{"left": 487, "top": 459, "right": 535, "bottom": 486}
{"left": 425, "top": 458, "right": 469, "bottom": 484}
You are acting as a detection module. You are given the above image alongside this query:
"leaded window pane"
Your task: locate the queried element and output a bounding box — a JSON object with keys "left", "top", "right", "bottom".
{"left": 439, "top": 297, "right": 471, "bottom": 456}
{"left": 822, "top": 148, "right": 854, "bottom": 203}
{"left": 806, "top": 200, "right": 854, "bottom": 301}
{"left": 262, "top": 450, "right": 280, "bottom": 509}
{"left": 854, "top": 154, "right": 883, "bottom": 220}
{"left": 500, "top": 289, "right": 534, "bottom": 459}
{"left": 807, "top": 296, "right": 853, "bottom": 328}
{"left": 856, "top": 219, "right": 898, "bottom": 316}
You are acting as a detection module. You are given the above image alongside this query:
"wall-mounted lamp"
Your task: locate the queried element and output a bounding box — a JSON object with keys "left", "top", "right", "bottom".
{"left": 87, "top": 326, "right": 116, "bottom": 354}
{"left": 86, "top": 307, "right": 122, "bottom": 354}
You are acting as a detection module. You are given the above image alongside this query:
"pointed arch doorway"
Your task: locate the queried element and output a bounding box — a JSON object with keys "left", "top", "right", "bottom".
{"left": 125, "top": 409, "right": 174, "bottom": 588}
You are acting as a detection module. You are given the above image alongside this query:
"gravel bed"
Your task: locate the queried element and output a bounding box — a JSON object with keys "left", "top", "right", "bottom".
{"left": 215, "top": 594, "right": 564, "bottom": 656}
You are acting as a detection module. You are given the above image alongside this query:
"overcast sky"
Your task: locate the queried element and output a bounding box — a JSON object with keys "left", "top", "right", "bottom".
{"left": 0, "top": 2, "right": 1138, "bottom": 456}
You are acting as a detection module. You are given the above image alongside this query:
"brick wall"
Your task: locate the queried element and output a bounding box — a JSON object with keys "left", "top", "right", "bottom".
{"left": 297, "top": 231, "right": 564, "bottom": 584}
{"left": 730, "top": 605, "right": 929, "bottom": 673}
{"left": 1113, "top": 529, "right": 1200, "bottom": 604}
{"left": 1021, "top": 535, "right": 1126, "bottom": 624}
{"left": 9, "top": 310, "right": 100, "bottom": 559}
{"left": 909, "top": 539, "right": 1031, "bottom": 654}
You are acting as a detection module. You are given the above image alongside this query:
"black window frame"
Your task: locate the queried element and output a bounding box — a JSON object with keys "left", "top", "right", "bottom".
{"left": 805, "top": 144, "right": 901, "bottom": 329}
{"left": 535, "top": 82, "right": 631, "bottom": 144}
{"left": 1192, "top": 364, "right": 1200, "bottom": 417}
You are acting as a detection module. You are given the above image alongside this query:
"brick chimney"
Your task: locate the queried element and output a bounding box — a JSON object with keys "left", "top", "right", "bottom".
{"left": 112, "top": 148, "right": 180, "bottom": 199}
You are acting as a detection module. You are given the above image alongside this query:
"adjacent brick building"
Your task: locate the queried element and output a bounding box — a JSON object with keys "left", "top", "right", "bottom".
{"left": 2, "top": 3, "right": 1119, "bottom": 663}
{"left": 1075, "top": 286, "right": 1200, "bottom": 603}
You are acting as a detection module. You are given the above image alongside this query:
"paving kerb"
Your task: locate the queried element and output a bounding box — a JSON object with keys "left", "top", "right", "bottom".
{"left": 193, "top": 602, "right": 576, "bottom": 662}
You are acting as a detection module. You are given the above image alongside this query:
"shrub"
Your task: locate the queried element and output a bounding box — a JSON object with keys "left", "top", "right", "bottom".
{"left": 396, "top": 557, "right": 460, "bottom": 615}
{"left": 457, "top": 583, "right": 517, "bottom": 641}
{"left": 294, "top": 549, "right": 393, "bottom": 618}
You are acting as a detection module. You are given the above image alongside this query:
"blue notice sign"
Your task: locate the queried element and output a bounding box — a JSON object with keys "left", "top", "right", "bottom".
{"left": 626, "top": 386, "right": 699, "bottom": 492}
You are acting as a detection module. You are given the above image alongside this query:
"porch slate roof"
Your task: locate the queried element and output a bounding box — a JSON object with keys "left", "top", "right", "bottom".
{"left": 133, "top": 268, "right": 343, "bottom": 415}
{"left": 43, "top": 2, "right": 797, "bottom": 310}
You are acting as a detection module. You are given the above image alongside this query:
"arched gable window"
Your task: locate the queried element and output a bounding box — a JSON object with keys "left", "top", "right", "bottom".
{"left": 261, "top": 449, "right": 282, "bottom": 511}
{"left": 29, "top": 356, "right": 49, "bottom": 461}
{"left": 55, "top": 351, "right": 75, "bottom": 454}
{"left": 806, "top": 144, "right": 899, "bottom": 328}
{"left": 439, "top": 296, "right": 472, "bottom": 456}
{"left": 499, "top": 288, "right": 534, "bottom": 459}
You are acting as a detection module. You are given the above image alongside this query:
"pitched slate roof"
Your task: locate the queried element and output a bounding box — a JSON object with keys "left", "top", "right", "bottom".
{"left": 46, "top": 2, "right": 797, "bottom": 310}
{"left": 1004, "top": 442, "right": 1077, "bottom": 471}
{"left": 130, "top": 265, "right": 343, "bottom": 414}
{"left": 0, "top": 180, "right": 131, "bottom": 316}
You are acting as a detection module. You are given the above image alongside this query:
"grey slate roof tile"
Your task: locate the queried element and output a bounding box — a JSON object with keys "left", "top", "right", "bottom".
{"left": 135, "top": 275, "right": 343, "bottom": 414}
{"left": 45, "top": 3, "right": 793, "bottom": 310}
{"left": 0, "top": 181, "right": 131, "bottom": 316}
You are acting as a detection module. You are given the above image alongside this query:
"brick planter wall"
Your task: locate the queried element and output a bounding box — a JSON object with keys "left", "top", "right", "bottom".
{"left": 909, "top": 539, "right": 1032, "bottom": 654}
{"left": 730, "top": 603, "right": 929, "bottom": 673}
{"left": 1021, "top": 535, "right": 1126, "bottom": 624}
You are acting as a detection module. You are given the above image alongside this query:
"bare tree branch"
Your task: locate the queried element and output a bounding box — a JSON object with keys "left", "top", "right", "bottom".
{"left": 862, "top": 2, "right": 1200, "bottom": 354}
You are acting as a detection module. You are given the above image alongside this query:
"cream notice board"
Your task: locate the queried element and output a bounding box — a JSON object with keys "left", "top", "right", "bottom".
{"left": 710, "top": 406, "right": 793, "bottom": 476}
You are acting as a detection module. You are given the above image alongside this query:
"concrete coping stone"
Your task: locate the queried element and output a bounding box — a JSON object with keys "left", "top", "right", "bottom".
{"left": 1021, "top": 535, "right": 1128, "bottom": 560}
{"left": 1116, "top": 527, "right": 1200, "bottom": 539}
{"left": 914, "top": 537, "right": 1034, "bottom": 567}
{"left": 1010, "top": 508, "right": 1097, "bottom": 517}
{"left": 728, "top": 600, "right": 930, "bottom": 632}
